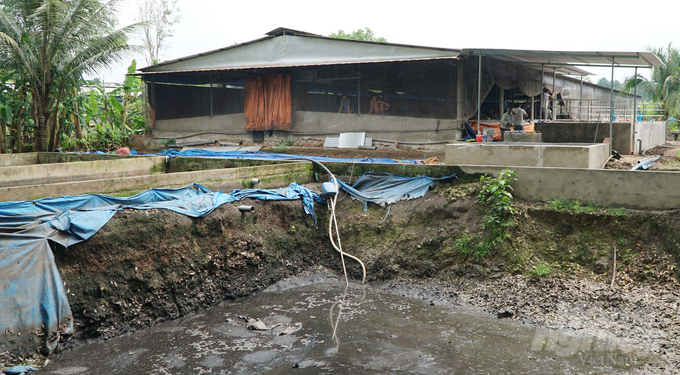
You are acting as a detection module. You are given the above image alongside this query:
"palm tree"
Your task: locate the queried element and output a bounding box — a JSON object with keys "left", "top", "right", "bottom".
{"left": 624, "top": 44, "right": 680, "bottom": 120}
{"left": 0, "top": 0, "right": 138, "bottom": 151}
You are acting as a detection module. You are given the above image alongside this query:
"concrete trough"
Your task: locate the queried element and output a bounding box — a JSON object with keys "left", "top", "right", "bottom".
{"left": 0, "top": 161, "right": 313, "bottom": 202}
{"left": 0, "top": 156, "right": 166, "bottom": 188}
{"left": 445, "top": 142, "right": 610, "bottom": 169}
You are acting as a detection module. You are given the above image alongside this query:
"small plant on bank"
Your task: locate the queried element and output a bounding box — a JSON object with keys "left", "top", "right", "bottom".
{"left": 451, "top": 170, "right": 516, "bottom": 261}
{"left": 530, "top": 260, "right": 553, "bottom": 278}
{"left": 477, "top": 170, "right": 516, "bottom": 245}
{"left": 547, "top": 198, "right": 600, "bottom": 213}
{"left": 273, "top": 140, "right": 294, "bottom": 153}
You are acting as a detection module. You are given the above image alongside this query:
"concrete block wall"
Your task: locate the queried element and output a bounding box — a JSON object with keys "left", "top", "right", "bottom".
{"left": 0, "top": 153, "right": 39, "bottom": 167}
{"left": 458, "top": 165, "right": 680, "bottom": 211}
{"left": 633, "top": 121, "right": 667, "bottom": 154}
{"left": 445, "top": 143, "right": 610, "bottom": 169}
{"left": 534, "top": 122, "right": 633, "bottom": 154}
{"left": 153, "top": 111, "right": 462, "bottom": 143}
{"left": 0, "top": 156, "right": 166, "bottom": 188}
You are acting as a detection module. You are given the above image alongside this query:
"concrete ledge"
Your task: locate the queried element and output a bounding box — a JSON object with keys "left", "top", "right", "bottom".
{"left": 458, "top": 165, "right": 680, "bottom": 211}
{"left": 445, "top": 143, "right": 609, "bottom": 169}
{"left": 0, "top": 153, "right": 38, "bottom": 167}
{"left": 504, "top": 132, "right": 542, "bottom": 143}
{"left": 0, "top": 162, "right": 313, "bottom": 202}
{"left": 0, "top": 157, "right": 166, "bottom": 188}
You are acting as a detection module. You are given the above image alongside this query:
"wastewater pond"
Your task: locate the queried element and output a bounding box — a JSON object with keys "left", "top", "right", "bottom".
{"left": 42, "top": 281, "right": 637, "bottom": 374}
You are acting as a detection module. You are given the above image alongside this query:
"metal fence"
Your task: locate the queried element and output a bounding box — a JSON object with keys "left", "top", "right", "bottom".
{"left": 546, "top": 98, "right": 665, "bottom": 122}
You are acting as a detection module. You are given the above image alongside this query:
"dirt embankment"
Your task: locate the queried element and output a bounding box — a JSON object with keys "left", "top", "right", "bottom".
{"left": 42, "top": 181, "right": 680, "bottom": 372}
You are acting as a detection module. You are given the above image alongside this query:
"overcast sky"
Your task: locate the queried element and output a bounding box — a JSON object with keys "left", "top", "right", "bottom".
{"left": 98, "top": 0, "right": 680, "bottom": 84}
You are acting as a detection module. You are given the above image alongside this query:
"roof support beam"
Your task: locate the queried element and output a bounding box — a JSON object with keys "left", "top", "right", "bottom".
{"left": 477, "top": 54, "right": 482, "bottom": 135}
{"left": 610, "top": 58, "right": 615, "bottom": 154}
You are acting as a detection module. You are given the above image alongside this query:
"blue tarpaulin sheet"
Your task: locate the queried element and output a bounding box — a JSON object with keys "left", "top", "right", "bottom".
{"left": 0, "top": 170, "right": 454, "bottom": 357}
{"left": 337, "top": 171, "right": 456, "bottom": 210}
{"left": 157, "top": 149, "right": 431, "bottom": 165}
{"left": 0, "top": 183, "right": 323, "bottom": 355}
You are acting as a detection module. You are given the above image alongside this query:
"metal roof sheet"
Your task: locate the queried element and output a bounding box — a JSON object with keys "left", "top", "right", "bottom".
{"left": 139, "top": 34, "right": 461, "bottom": 74}
{"left": 459, "top": 48, "right": 664, "bottom": 70}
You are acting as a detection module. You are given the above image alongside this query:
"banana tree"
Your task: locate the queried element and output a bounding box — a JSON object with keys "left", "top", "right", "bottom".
{"left": 0, "top": 0, "right": 139, "bottom": 151}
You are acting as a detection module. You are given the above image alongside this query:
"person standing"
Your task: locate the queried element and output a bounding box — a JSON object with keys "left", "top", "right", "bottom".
{"left": 500, "top": 106, "right": 513, "bottom": 140}
{"left": 338, "top": 93, "right": 351, "bottom": 114}
{"left": 541, "top": 88, "right": 553, "bottom": 120}
{"left": 512, "top": 103, "right": 528, "bottom": 131}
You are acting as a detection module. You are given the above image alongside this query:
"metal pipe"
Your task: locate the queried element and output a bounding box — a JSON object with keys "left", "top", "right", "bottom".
{"left": 540, "top": 64, "right": 545, "bottom": 119}
{"left": 238, "top": 205, "right": 255, "bottom": 212}
{"left": 633, "top": 67, "right": 638, "bottom": 152}
{"left": 579, "top": 76, "right": 584, "bottom": 121}
{"left": 637, "top": 138, "right": 642, "bottom": 155}
{"left": 477, "top": 54, "right": 482, "bottom": 135}
{"left": 552, "top": 70, "right": 556, "bottom": 121}
{"left": 609, "top": 58, "right": 615, "bottom": 153}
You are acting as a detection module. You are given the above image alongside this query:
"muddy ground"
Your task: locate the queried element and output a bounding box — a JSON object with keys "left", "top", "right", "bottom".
{"left": 3, "top": 180, "right": 679, "bottom": 373}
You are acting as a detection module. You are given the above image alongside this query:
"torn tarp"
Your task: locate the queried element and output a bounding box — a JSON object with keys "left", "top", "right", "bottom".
{"left": 0, "top": 183, "right": 323, "bottom": 356}
{"left": 336, "top": 171, "right": 456, "bottom": 210}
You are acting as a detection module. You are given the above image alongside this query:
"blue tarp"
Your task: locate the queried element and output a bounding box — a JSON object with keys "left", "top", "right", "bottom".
{"left": 0, "top": 183, "right": 323, "bottom": 355}
{"left": 336, "top": 171, "right": 456, "bottom": 210}
{"left": 0, "top": 171, "right": 454, "bottom": 357}
{"left": 157, "top": 149, "right": 430, "bottom": 165}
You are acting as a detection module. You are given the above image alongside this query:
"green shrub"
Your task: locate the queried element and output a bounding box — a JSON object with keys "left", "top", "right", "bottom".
{"left": 547, "top": 198, "right": 600, "bottom": 213}
{"left": 530, "top": 260, "right": 553, "bottom": 278}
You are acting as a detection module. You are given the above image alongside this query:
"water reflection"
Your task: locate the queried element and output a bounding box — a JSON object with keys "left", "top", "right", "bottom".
{"left": 41, "top": 281, "right": 645, "bottom": 374}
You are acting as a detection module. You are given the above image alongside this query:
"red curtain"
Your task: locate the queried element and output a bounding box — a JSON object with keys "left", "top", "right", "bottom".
{"left": 244, "top": 74, "right": 291, "bottom": 131}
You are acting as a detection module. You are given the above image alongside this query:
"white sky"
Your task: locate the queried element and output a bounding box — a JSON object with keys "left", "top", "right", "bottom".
{"left": 97, "top": 0, "right": 680, "bottom": 85}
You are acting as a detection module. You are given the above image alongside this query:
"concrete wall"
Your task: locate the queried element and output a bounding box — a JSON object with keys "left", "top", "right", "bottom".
{"left": 0, "top": 156, "right": 166, "bottom": 188}
{"left": 153, "top": 111, "right": 462, "bottom": 143}
{"left": 0, "top": 153, "right": 38, "bottom": 167}
{"left": 445, "top": 143, "right": 610, "bottom": 169}
{"left": 0, "top": 162, "right": 313, "bottom": 202}
{"left": 291, "top": 111, "right": 460, "bottom": 142}
{"left": 456, "top": 165, "right": 680, "bottom": 211}
{"left": 155, "top": 113, "right": 246, "bottom": 132}
{"left": 633, "top": 121, "right": 667, "bottom": 154}
{"left": 534, "top": 122, "right": 633, "bottom": 154}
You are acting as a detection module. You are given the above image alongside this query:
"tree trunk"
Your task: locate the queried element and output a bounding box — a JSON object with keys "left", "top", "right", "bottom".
{"left": 48, "top": 113, "right": 60, "bottom": 151}
{"left": 35, "top": 115, "right": 48, "bottom": 151}
{"left": 121, "top": 93, "right": 130, "bottom": 132}
{"left": 0, "top": 121, "right": 7, "bottom": 153}
{"left": 15, "top": 118, "right": 24, "bottom": 153}
{"left": 74, "top": 102, "right": 83, "bottom": 148}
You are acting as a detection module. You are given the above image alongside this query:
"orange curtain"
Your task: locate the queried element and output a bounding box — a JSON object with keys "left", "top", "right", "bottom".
{"left": 244, "top": 74, "right": 291, "bottom": 131}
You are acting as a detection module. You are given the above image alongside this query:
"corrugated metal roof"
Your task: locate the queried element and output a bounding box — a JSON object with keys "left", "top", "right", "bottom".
{"left": 139, "top": 34, "right": 461, "bottom": 74}
{"left": 459, "top": 48, "right": 664, "bottom": 71}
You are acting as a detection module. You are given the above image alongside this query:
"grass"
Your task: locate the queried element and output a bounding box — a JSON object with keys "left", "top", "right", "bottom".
{"left": 454, "top": 232, "right": 492, "bottom": 260}
{"left": 272, "top": 140, "right": 294, "bottom": 153}
{"left": 547, "top": 198, "right": 601, "bottom": 213}
{"left": 530, "top": 260, "right": 553, "bottom": 278}
{"left": 607, "top": 207, "right": 630, "bottom": 217}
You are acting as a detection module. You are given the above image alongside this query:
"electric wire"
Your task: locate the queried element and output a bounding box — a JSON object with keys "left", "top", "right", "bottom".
{"left": 286, "top": 157, "right": 367, "bottom": 285}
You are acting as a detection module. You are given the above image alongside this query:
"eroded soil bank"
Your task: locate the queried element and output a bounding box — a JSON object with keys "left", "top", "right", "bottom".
{"left": 5, "top": 181, "right": 679, "bottom": 373}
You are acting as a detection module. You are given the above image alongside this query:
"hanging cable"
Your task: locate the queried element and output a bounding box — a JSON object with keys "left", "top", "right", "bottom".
{"left": 287, "top": 157, "right": 366, "bottom": 285}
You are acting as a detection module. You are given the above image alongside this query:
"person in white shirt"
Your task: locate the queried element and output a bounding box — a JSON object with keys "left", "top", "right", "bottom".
{"left": 541, "top": 88, "right": 553, "bottom": 120}
{"left": 500, "top": 107, "right": 513, "bottom": 140}
{"left": 512, "top": 103, "right": 528, "bottom": 131}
